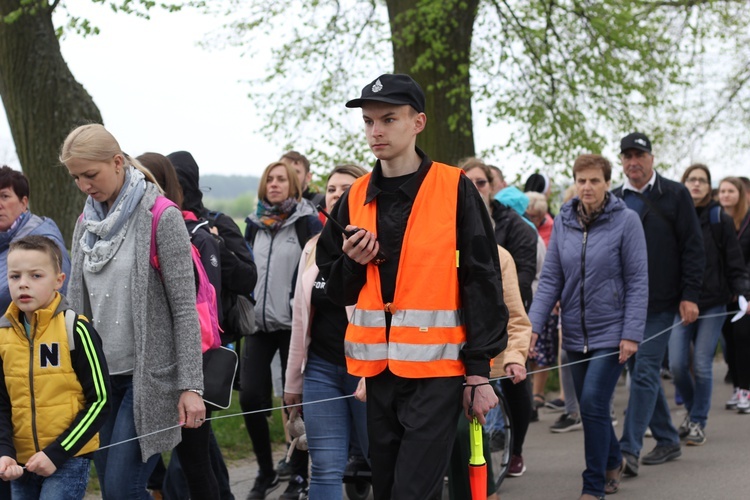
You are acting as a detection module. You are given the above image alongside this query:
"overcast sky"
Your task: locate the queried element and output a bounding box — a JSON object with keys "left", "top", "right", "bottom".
{"left": 0, "top": 1, "right": 276, "bottom": 177}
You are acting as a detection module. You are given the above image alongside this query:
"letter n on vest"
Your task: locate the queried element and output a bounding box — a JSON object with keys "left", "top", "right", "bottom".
{"left": 39, "top": 343, "right": 60, "bottom": 368}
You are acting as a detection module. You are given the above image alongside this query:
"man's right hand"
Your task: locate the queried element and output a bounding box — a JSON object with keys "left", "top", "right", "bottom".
{"left": 342, "top": 226, "right": 380, "bottom": 265}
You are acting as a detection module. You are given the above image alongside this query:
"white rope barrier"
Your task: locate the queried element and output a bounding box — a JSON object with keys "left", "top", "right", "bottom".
{"left": 95, "top": 309, "right": 742, "bottom": 452}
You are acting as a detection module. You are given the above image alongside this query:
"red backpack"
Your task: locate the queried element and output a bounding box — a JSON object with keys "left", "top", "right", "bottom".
{"left": 150, "top": 197, "right": 221, "bottom": 353}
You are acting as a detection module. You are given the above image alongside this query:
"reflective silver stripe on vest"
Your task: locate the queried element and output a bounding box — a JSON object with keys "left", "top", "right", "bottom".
{"left": 345, "top": 341, "right": 465, "bottom": 363}
{"left": 389, "top": 342, "right": 465, "bottom": 362}
{"left": 349, "top": 309, "right": 386, "bottom": 328}
{"left": 391, "top": 309, "right": 463, "bottom": 328}
{"left": 350, "top": 309, "right": 463, "bottom": 328}
{"left": 345, "top": 341, "right": 388, "bottom": 361}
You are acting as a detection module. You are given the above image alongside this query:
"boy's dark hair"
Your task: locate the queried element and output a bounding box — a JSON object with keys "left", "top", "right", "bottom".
{"left": 9, "top": 235, "right": 63, "bottom": 273}
{"left": 0, "top": 165, "right": 30, "bottom": 199}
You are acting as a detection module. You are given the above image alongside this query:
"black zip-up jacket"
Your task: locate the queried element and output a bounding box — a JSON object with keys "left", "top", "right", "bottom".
{"left": 737, "top": 210, "right": 750, "bottom": 273}
{"left": 612, "top": 173, "right": 705, "bottom": 312}
{"left": 490, "top": 199, "right": 537, "bottom": 310}
{"left": 316, "top": 149, "right": 508, "bottom": 378}
{"left": 168, "top": 151, "right": 257, "bottom": 297}
{"left": 696, "top": 202, "right": 750, "bottom": 309}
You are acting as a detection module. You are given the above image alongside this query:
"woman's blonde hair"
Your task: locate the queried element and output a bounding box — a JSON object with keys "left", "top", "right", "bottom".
{"left": 257, "top": 161, "right": 302, "bottom": 202}
{"left": 59, "top": 124, "right": 162, "bottom": 191}
{"left": 719, "top": 176, "right": 748, "bottom": 231}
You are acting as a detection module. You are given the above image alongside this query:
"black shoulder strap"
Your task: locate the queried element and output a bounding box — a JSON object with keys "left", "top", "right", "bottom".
{"left": 294, "top": 216, "right": 312, "bottom": 249}
{"left": 245, "top": 221, "right": 259, "bottom": 247}
{"left": 710, "top": 205, "right": 724, "bottom": 253}
{"left": 628, "top": 190, "right": 670, "bottom": 225}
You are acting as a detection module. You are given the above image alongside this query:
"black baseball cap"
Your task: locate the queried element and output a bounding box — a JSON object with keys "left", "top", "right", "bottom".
{"left": 620, "top": 132, "right": 652, "bottom": 154}
{"left": 345, "top": 74, "right": 426, "bottom": 113}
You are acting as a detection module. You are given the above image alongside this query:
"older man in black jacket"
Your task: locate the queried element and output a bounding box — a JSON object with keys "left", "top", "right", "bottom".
{"left": 612, "top": 133, "right": 705, "bottom": 477}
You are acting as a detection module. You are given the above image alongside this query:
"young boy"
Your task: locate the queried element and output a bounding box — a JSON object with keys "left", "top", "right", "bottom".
{"left": 316, "top": 74, "right": 508, "bottom": 499}
{"left": 0, "top": 235, "right": 110, "bottom": 499}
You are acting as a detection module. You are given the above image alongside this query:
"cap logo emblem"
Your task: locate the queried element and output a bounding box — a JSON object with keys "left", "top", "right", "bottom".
{"left": 635, "top": 138, "right": 647, "bottom": 146}
{"left": 372, "top": 79, "right": 383, "bottom": 93}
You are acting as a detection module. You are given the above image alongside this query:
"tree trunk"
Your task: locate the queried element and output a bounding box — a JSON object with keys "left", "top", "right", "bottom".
{"left": 0, "top": 0, "right": 100, "bottom": 244}
{"left": 386, "top": 0, "right": 478, "bottom": 165}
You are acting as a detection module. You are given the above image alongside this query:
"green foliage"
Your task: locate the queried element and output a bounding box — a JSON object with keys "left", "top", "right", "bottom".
{"left": 201, "top": 0, "right": 390, "bottom": 179}
{"left": 204, "top": 192, "right": 257, "bottom": 220}
{"left": 203, "top": 0, "right": 750, "bottom": 176}
{"left": 46, "top": 0, "right": 187, "bottom": 38}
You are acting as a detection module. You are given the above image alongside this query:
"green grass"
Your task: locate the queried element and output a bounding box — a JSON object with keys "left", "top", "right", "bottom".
{"left": 211, "top": 391, "right": 287, "bottom": 460}
{"left": 545, "top": 367, "right": 560, "bottom": 393}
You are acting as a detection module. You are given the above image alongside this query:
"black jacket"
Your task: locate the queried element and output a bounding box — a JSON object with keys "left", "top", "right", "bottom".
{"left": 737, "top": 210, "right": 750, "bottom": 273}
{"left": 316, "top": 149, "right": 508, "bottom": 378}
{"left": 490, "top": 199, "right": 537, "bottom": 310}
{"left": 168, "top": 151, "right": 258, "bottom": 341}
{"left": 694, "top": 202, "right": 750, "bottom": 309}
{"left": 612, "top": 173, "right": 705, "bottom": 312}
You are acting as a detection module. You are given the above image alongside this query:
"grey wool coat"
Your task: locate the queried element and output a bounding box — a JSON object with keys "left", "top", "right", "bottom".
{"left": 68, "top": 184, "right": 203, "bottom": 461}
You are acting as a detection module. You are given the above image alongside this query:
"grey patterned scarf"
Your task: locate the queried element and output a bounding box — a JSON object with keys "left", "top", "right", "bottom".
{"left": 80, "top": 166, "right": 146, "bottom": 272}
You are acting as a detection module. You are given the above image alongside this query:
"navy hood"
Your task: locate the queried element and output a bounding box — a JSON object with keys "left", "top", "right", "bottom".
{"left": 167, "top": 151, "right": 204, "bottom": 216}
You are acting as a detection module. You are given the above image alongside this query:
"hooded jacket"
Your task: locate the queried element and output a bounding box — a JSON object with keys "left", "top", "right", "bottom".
{"left": 489, "top": 198, "right": 537, "bottom": 310}
{"left": 246, "top": 200, "right": 321, "bottom": 333}
{"left": 168, "top": 151, "right": 257, "bottom": 298}
{"left": 528, "top": 195, "right": 649, "bottom": 353}
{"left": 695, "top": 201, "right": 750, "bottom": 309}
{"left": 0, "top": 214, "right": 71, "bottom": 313}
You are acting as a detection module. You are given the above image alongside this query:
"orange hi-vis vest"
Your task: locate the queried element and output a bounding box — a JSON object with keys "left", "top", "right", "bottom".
{"left": 345, "top": 162, "right": 467, "bottom": 378}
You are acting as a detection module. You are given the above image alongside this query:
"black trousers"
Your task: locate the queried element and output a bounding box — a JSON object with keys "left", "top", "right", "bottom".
{"left": 366, "top": 369, "right": 463, "bottom": 500}
{"left": 726, "top": 310, "right": 750, "bottom": 390}
{"left": 239, "top": 330, "right": 308, "bottom": 478}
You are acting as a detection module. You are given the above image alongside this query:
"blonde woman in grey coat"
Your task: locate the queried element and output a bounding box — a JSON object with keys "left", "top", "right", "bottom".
{"left": 61, "top": 124, "right": 204, "bottom": 500}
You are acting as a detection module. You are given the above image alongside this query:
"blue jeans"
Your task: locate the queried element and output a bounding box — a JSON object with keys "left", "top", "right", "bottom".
{"left": 303, "top": 353, "right": 369, "bottom": 500}
{"left": 484, "top": 380, "right": 505, "bottom": 433}
{"left": 620, "top": 310, "right": 680, "bottom": 457}
{"left": 11, "top": 457, "right": 90, "bottom": 500}
{"left": 94, "top": 375, "right": 160, "bottom": 500}
{"left": 568, "top": 348, "right": 623, "bottom": 497}
{"left": 669, "top": 304, "right": 725, "bottom": 428}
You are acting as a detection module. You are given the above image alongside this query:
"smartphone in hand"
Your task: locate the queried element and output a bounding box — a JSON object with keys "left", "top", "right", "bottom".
{"left": 317, "top": 205, "right": 386, "bottom": 265}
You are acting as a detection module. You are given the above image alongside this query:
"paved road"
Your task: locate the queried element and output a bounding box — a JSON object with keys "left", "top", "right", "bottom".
{"left": 224, "top": 361, "right": 749, "bottom": 499}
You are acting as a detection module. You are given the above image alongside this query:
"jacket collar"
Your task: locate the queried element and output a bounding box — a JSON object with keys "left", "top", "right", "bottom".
{"left": 560, "top": 192, "right": 625, "bottom": 228}
{"left": 364, "top": 147, "right": 432, "bottom": 204}
{"left": 0, "top": 292, "right": 68, "bottom": 332}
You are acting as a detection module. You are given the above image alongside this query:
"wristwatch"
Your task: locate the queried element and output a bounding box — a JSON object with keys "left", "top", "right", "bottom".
{"left": 186, "top": 389, "right": 204, "bottom": 397}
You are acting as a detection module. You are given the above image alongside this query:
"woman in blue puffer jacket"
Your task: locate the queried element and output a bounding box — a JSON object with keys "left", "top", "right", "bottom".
{"left": 528, "top": 154, "right": 648, "bottom": 500}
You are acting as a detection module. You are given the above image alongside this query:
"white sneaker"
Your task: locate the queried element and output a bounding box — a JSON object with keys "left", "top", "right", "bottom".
{"left": 737, "top": 390, "right": 750, "bottom": 414}
{"left": 685, "top": 421, "right": 706, "bottom": 446}
{"left": 726, "top": 387, "right": 740, "bottom": 409}
{"left": 678, "top": 413, "right": 690, "bottom": 439}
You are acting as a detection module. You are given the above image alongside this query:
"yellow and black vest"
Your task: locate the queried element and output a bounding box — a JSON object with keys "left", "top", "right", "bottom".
{"left": 0, "top": 295, "right": 100, "bottom": 463}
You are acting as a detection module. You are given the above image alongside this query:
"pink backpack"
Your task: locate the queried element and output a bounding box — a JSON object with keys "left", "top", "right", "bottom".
{"left": 149, "top": 197, "right": 221, "bottom": 353}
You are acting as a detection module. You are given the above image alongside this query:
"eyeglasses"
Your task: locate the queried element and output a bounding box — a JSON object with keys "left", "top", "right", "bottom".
{"left": 473, "top": 179, "right": 488, "bottom": 188}
{"left": 686, "top": 177, "right": 709, "bottom": 185}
